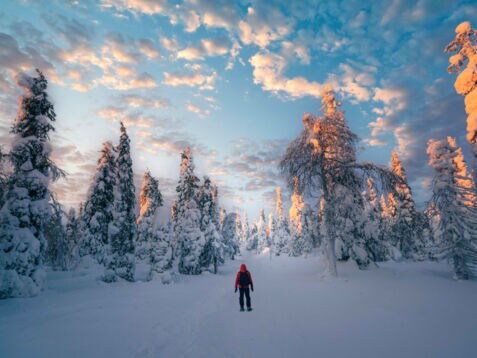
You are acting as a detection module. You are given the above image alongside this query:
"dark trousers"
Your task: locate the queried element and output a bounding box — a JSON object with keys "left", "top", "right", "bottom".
{"left": 239, "top": 287, "right": 251, "bottom": 309}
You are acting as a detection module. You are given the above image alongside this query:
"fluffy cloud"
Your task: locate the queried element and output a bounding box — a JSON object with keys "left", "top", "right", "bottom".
{"left": 163, "top": 64, "right": 217, "bottom": 90}
{"left": 100, "top": 0, "right": 169, "bottom": 15}
{"left": 177, "top": 37, "right": 229, "bottom": 61}
{"left": 186, "top": 102, "right": 210, "bottom": 117}
{"left": 249, "top": 52, "right": 323, "bottom": 99}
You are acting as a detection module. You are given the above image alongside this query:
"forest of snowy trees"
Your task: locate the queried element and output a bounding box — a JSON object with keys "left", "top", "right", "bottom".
{"left": 0, "top": 22, "right": 477, "bottom": 299}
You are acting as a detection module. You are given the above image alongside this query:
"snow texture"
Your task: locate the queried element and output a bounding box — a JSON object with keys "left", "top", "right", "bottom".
{"left": 0, "top": 253, "right": 476, "bottom": 358}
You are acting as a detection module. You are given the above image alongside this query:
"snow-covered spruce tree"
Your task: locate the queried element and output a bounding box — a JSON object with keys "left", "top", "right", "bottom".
{"left": 219, "top": 208, "right": 226, "bottom": 233}
{"left": 288, "top": 178, "right": 305, "bottom": 256}
{"left": 363, "top": 178, "right": 389, "bottom": 262}
{"left": 104, "top": 122, "right": 136, "bottom": 282}
{"left": 0, "top": 70, "right": 62, "bottom": 298}
{"left": 0, "top": 147, "right": 9, "bottom": 209}
{"left": 150, "top": 221, "right": 173, "bottom": 274}
{"left": 198, "top": 176, "right": 224, "bottom": 273}
{"left": 427, "top": 137, "right": 477, "bottom": 279}
{"left": 136, "top": 170, "right": 163, "bottom": 261}
{"left": 445, "top": 21, "right": 477, "bottom": 182}
{"left": 247, "top": 221, "right": 259, "bottom": 251}
{"left": 173, "top": 147, "right": 205, "bottom": 275}
{"left": 267, "top": 212, "right": 276, "bottom": 252}
{"left": 273, "top": 187, "right": 291, "bottom": 255}
{"left": 222, "top": 212, "right": 241, "bottom": 259}
{"left": 302, "top": 203, "right": 318, "bottom": 254}
{"left": 80, "top": 141, "right": 116, "bottom": 262}
{"left": 387, "top": 151, "right": 424, "bottom": 259}
{"left": 44, "top": 199, "right": 68, "bottom": 271}
{"left": 281, "top": 86, "right": 397, "bottom": 275}
{"left": 241, "top": 212, "right": 250, "bottom": 248}
{"left": 65, "top": 207, "right": 80, "bottom": 269}
{"left": 255, "top": 209, "right": 268, "bottom": 253}
{"left": 448, "top": 136, "right": 477, "bottom": 207}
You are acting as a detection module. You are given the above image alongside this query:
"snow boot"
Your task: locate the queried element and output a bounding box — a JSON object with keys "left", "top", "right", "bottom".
{"left": 240, "top": 307, "right": 245, "bottom": 312}
{"left": 247, "top": 307, "right": 252, "bottom": 311}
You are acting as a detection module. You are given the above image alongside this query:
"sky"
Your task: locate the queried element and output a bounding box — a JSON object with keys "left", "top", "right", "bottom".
{"left": 0, "top": 0, "right": 475, "bottom": 220}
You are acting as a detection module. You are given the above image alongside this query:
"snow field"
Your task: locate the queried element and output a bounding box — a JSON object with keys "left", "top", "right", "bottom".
{"left": 1, "top": 253, "right": 476, "bottom": 358}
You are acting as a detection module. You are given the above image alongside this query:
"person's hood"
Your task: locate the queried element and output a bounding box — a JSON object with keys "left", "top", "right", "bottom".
{"left": 240, "top": 264, "right": 247, "bottom": 272}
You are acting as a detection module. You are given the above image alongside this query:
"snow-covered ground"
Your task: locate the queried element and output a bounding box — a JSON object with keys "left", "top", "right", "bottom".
{"left": 1, "top": 253, "right": 476, "bottom": 358}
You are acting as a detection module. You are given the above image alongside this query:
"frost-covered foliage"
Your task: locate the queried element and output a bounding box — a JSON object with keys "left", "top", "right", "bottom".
{"left": 65, "top": 208, "right": 80, "bottom": 269}
{"left": 427, "top": 137, "right": 477, "bottom": 279}
{"left": 198, "top": 176, "right": 224, "bottom": 273}
{"left": 173, "top": 147, "right": 205, "bottom": 275}
{"left": 221, "top": 212, "right": 241, "bottom": 259}
{"left": 104, "top": 123, "right": 136, "bottom": 282}
{"left": 240, "top": 212, "right": 250, "bottom": 248}
{"left": 150, "top": 221, "right": 173, "bottom": 274}
{"left": 0, "top": 147, "right": 10, "bottom": 209}
{"left": 136, "top": 170, "right": 163, "bottom": 261}
{"left": 386, "top": 151, "right": 424, "bottom": 259}
{"left": 288, "top": 179, "right": 313, "bottom": 256}
{"left": 281, "top": 86, "right": 397, "bottom": 275}
{"left": 363, "top": 178, "right": 389, "bottom": 262}
{"left": 44, "top": 199, "right": 68, "bottom": 271}
{"left": 271, "top": 187, "right": 291, "bottom": 255}
{"left": 445, "top": 21, "right": 477, "bottom": 182}
{"left": 0, "top": 70, "right": 61, "bottom": 298}
{"left": 247, "top": 221, "right": 259, "bottom": 251}
{"left": 255, "top": 209, "right": 269, "bottom": 253}
{"left": 80, "top": 141, "right": 116, "bottom": 262}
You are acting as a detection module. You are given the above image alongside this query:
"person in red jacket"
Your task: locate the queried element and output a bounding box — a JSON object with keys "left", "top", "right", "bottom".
{"left": 235, "top": 264, "right": 254, "bottom": 311}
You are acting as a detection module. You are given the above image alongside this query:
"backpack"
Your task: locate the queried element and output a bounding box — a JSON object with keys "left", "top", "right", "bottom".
{"left": 239, "top": 271, "right": 251, "bottom": 286}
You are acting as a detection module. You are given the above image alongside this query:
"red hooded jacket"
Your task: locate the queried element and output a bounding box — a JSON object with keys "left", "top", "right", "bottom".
{"left": 235, "top": 264, "right": 253, "bottom": 289}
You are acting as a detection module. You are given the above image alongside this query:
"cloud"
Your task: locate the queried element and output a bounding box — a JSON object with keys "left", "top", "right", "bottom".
{"left": 238, "top": 5, "right": 293, "bottom": 48}
{"left": 100, "top": 0, "right": 169, "bottom": 15}
{"left": 363, "top": 138, "right": 387, "bottom": 147}
{"left": 186, "top": 102, "right": 210, "bottom": 117}
{"left": 116, "top": 93, "right": 170, "bottom": 109}
{"left": 177, "top": 37, "right": 230, "bottom": 61}
{"left": 249, "top": 52, "right": 323, "bottom": 99}
{"left": 281, "top": 41, "right": 310, "bottom": 65}
{"left": 98, "top": 71, "right": 157, "bottom": 90}
{"left": 163, "top": 64, "right": 217, "bottom": 90}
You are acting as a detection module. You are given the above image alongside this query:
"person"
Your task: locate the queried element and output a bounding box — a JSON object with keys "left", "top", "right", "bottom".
{"left": 234, "top": 264, "right": 254, "bottom": 311}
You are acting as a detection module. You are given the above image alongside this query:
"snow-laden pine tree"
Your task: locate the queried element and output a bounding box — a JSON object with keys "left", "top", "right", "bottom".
{"left": 0, "top": 70, "right": 62, "bottom": 298}
{"left": 246, "top": 220, "right": 259, "bottom": 251}
{"left": 427, "top": 137, "right": 477, "bottom": 279}
{"left": 302, "top": 203, "right": 318, "bottom": 253}
{"left": 222, "top": 212, "right": 241, "bottom": 259}
{"left": 448, "top": 137, "right": 477, "bottom": 207}
{"left": 241, "top": 212, "right": 250, "bottom": 248}
{"left": 219, "top": 208, "right": 226, "bottom": 232}
{"left": 173, "top": 148, "right": 205, "bottom": 275}
{"left": 255, "top": 209, "right": 268, "bottom": 253}
{"left": 445, "top": 21, "right": 477, "bottom": 182}
{"left": 288, "top": 179, "right": 315, "bottom": 257}
{"left": 136, "top": 170, "right": 163, "bottom": 261}
{"left": 281, "top": 86, "right": 397, "bottom": 275}
{"left": 363, "top": 178, "right": 389, "bottom": 261}
{"left": 0, "top": 148, "right": 9, "bottom": 209}
{"left": 267, "top": 212, "right": 276, "bottom": 252}
{"left": 65, "top": 207, "right": 80, "bottom": 269}
{"left": 80, "top": 141, "right": 116, "bottom": 262}
{"left": 288, "top": 178, "right": 305, "bottom": 256}
{"left": 104, "top": 122, "right": 136, "bottom": 282}
{"left": 198, "top": 176, "right": 224, "bottom": 273}
{"left": 387, "top": 151, "right": 424, "bottom": 259}
{"left": 150, "top": 221, "right": 173, "bottom": 274}
{"left": 273, "top": 187, "right": 291, "bottom": 255}
{"left": 44, "top": 199, "right": 68, "bottom": 271}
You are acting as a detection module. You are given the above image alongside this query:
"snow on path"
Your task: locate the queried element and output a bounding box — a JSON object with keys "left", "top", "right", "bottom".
{"left": 1, "top": 253, "right": 477, "bottom": 357}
